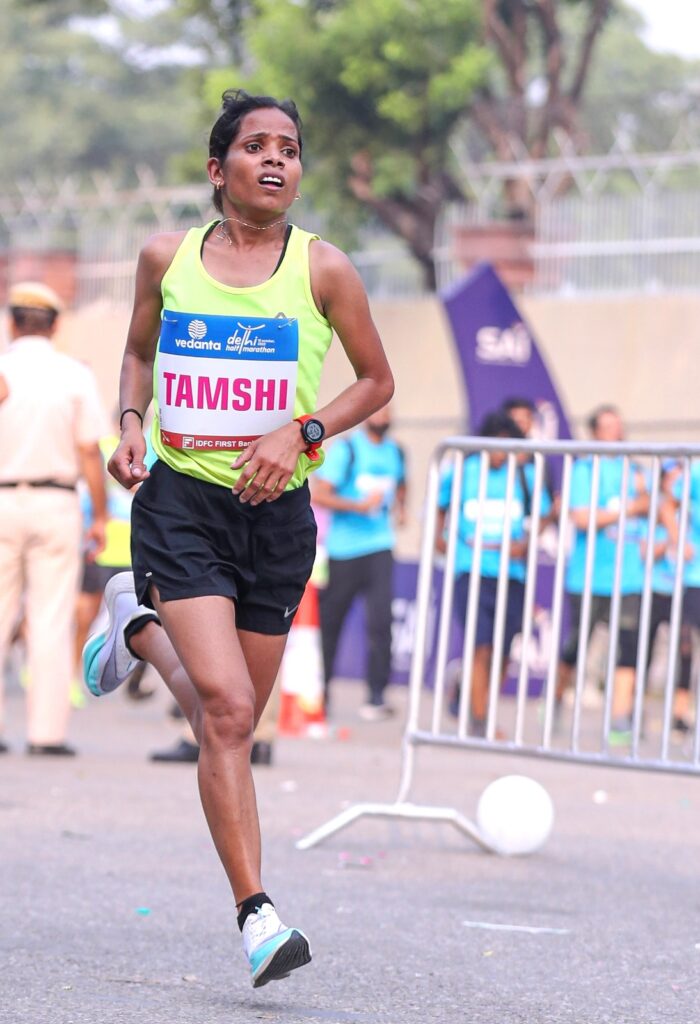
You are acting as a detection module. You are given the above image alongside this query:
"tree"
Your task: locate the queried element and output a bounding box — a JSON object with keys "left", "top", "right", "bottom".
{"left": 578, "top": 4, "right": 700, "bottom": 158}
{"left": 200, "top": 0, "right": 620, "bottom": 283}
{"left": 13, "top": 0, "right": 699, "bottom": 285}
{"left": 172, "top": 0, "right": 255, "bottom": 63}
{"left": 0, "top": 0, "right": 202, "bottom": 190}
{"left": 206, "top": 0, "right": 491, "bottom": 288}
{"left": 472, "top": 0, "right": 614, "bottom": 213}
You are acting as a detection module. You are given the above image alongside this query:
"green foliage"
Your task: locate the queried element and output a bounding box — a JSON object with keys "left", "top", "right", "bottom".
{"left": 199, "top": 0, "right": 490, "bottom": 243}
{"left": 579, "top": 2, "right": 700, "bottom": 154}
{"left": 0, "top": 0, "right": 202, "bottom": 189}
{"left": 8, "top": 0, "right": 700, "bottom": 272}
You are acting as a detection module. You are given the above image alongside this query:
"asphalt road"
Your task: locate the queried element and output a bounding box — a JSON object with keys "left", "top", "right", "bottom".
{"left": 2, "top": 672, "right": 699, "bottom": 1024}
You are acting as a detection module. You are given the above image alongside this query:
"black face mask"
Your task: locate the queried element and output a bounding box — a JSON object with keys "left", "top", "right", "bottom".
{"left": 368, "top": 423, "right": 391, "bottom": 439}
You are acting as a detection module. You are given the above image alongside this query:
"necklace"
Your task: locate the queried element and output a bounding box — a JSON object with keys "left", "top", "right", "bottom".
{"left": 216, "top": 215, "right": 287, "bottom": 244}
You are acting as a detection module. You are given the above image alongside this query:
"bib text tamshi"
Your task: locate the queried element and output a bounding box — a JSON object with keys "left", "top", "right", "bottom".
{"left": 157, "top": 310, "right": 298, "bottom": 450}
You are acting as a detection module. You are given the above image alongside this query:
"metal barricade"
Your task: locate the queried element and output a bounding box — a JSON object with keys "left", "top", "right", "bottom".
{"left": 298, "top": 438, "right": 700, "bottom": 852}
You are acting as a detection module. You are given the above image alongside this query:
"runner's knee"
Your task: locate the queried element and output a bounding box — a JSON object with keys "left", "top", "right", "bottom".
{"left": 200, "top": 691, "right": 255, "bottom": 746}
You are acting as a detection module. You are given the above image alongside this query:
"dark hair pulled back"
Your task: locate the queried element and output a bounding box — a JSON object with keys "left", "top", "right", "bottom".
{"left": 478, "top": 410, "right": 525, "bottom": 440}
{"left": 208, "top": 89, "right": 303, "bottom": 213}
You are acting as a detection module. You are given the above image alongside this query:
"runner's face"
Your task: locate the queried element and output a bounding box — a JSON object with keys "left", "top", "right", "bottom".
{"left": 212, "top": 108, "right": 302, "bottom": 218}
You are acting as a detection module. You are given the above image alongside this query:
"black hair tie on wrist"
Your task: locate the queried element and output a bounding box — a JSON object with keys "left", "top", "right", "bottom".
{"left": 119, "top": 408, "right": 144, "bottom": 429}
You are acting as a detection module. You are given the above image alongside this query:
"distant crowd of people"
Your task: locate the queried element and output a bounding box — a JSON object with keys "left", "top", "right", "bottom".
{"left": 436, "top": 398, "right": 698, "bottom": 744}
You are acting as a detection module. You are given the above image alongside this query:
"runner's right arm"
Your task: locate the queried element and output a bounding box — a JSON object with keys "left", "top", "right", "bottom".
{"left": 108, "top": 232, "right": 184, "bottom": 489}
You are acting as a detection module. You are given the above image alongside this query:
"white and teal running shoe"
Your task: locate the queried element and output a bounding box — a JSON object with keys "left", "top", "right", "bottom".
{"left": 242, "top": 903, "right": 311, "bottom": 988}
{"left": 83, "top": 572, "right": 157, "bottom": 697}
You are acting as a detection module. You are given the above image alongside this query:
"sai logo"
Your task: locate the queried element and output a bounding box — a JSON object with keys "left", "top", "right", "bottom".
{"left": 188, "top": 319, "right": 207, "bottom": 341}
{"left": 475, "top": 323, "right": 531, "bottom": 364}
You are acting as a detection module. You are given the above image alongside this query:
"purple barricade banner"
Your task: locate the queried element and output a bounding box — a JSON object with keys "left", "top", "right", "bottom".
{"left": 442, "top": 261, "right": 572, "bottom": 444}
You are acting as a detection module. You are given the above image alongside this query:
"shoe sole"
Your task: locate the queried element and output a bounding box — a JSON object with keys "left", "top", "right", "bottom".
{"left": 252, "top": 931, "right": 311, "bottom": 988}
{"left": 83, "top": 572, "right": 137, "bottom": 697}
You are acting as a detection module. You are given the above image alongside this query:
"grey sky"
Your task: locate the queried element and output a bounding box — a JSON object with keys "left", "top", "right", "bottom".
{"left": 629, "top": 0, "right": 700, "bottom": 59}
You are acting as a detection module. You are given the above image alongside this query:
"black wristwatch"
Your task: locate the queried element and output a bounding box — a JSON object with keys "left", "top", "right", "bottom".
{"left": 294, "top": 415, "right": 325, "bottom": 461}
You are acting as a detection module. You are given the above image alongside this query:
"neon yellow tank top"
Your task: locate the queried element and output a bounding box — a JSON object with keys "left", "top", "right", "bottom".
{"left": 95, "top": 434, "right": 133, "bottom": 567}
{"left": 151, "top": 221, "right": 333, "bottom": 490}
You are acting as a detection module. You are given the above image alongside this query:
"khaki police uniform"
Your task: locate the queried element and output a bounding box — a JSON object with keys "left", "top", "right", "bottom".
{"left": 0, "top": 282, "right": 106, "bottom": 747}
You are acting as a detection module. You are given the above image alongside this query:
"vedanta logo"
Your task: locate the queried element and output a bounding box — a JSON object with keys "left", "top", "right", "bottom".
{"left": 188, "top": 319, "right": 208, "bottom": 341}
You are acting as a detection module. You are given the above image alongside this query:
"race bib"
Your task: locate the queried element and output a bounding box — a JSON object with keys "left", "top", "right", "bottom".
{"left": 157, "top": 309, "right": 298, "bottom": 451}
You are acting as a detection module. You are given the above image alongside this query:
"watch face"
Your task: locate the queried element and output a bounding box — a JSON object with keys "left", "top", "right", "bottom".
{"left": 303, "top": 419, "right": 325, "bottom": 443}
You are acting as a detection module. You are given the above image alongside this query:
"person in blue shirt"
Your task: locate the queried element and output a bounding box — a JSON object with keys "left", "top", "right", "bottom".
{"left": 436, "top": 410, "right": 551, "bottom": 736}
{"left": 313, "top": 404, "right": 407, "bottom": 719}
{"left": 659, "top": 458, "right": 700, "bottom": 733}
{"left": 556, "top": 406, "right": 649, "bottom": 742}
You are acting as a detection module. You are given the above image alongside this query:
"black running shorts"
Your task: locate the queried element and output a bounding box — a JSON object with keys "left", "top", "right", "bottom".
{"left": 130, "top": 460, "right": 317, "bottom": 635}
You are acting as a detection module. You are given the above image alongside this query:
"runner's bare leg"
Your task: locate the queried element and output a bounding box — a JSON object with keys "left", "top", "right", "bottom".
{"left": 133, "top": 590, "right": 287, "bottom": 903}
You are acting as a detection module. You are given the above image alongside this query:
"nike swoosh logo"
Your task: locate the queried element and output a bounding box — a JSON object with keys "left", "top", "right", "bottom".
{"left": 284, "top": 604, "right": 300, "bottom": 618}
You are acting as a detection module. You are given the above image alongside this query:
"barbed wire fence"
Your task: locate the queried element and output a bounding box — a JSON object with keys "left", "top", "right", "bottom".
{"left": 2, "top": 130, "right": 700, "bottom": 303}
{"left": 437, "top": 127, "right": 700, "bottom": 294}
{"left": 0, "top": 168, "right": 424, "bottom": 305}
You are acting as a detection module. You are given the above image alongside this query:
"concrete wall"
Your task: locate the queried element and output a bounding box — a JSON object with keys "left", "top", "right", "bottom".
{"left": 5, "top": 290, "right": 698, "bottom": 559}
{"left": 520, "top": 292, "right": 700, "bottom": 443}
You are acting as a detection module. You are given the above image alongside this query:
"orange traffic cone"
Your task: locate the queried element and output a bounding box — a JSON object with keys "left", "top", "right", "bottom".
{"left": 278, "top": 585, "right": 327, "bottom": 737}
{"left": 278, "top": 582, "right": 326, "bottom": 737}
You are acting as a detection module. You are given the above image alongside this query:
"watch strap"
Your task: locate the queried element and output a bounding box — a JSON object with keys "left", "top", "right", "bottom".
{"left": 294, "top": 415, "right": 324, "bottom": 461}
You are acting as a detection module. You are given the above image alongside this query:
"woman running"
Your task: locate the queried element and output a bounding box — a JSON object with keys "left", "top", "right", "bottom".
{"left": 83, "top": 89, "right": 393, "bottom": 988}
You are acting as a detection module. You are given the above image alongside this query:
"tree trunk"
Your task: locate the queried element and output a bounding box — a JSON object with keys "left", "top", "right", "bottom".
{"left": 347, "top": 151, "right": 442, "bottom": 290}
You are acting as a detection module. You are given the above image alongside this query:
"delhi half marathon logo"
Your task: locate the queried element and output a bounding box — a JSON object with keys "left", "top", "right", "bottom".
{"left": 226, "top": 322, "right": 272, "bottom": 355}
{"left": 188, "top": 319, "right": 208, "bottom": 341}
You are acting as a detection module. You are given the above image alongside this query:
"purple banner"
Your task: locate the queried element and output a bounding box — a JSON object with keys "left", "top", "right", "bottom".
{"left": 442, "top": 262, "right": 572, "bottom": 442}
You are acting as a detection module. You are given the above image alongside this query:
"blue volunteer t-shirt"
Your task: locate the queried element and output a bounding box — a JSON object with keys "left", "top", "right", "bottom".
{"left": 650, "top": 524, "right": 678, "bottom": 596}
{"left": 318, "top": 430, "right": 405, "bottom": 560}
{"left": 672, "top": 461, "right": 700, "bottom": 587}
{"left": 566, "top": 456, "right": 646, "bottom": 596}
{"left": 438, "top": 455, "right": 551, "bottom": 582}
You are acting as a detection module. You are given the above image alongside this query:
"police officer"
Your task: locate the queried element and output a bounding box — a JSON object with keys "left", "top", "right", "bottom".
{"left": 0, "top": 281, "right": 107, "bottom": 754}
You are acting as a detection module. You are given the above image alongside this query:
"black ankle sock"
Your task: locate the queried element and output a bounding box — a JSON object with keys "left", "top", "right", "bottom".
{"left": 124, "top": 612, "right": 159, "bottom": 658}
{"left": 237, "top": 892, "right": 274, "bottom": 932}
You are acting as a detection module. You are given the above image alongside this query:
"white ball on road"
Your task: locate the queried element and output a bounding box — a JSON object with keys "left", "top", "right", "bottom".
{"left": 476, "top": 775, "right": 554, "bottom": 856}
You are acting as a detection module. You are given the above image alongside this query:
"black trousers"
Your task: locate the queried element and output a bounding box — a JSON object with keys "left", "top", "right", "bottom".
{"left": 647, "top": 591, "right": 692, "bottom": 691}
{"left": 320, "top": 549, "right": 394, "bottom": 706}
